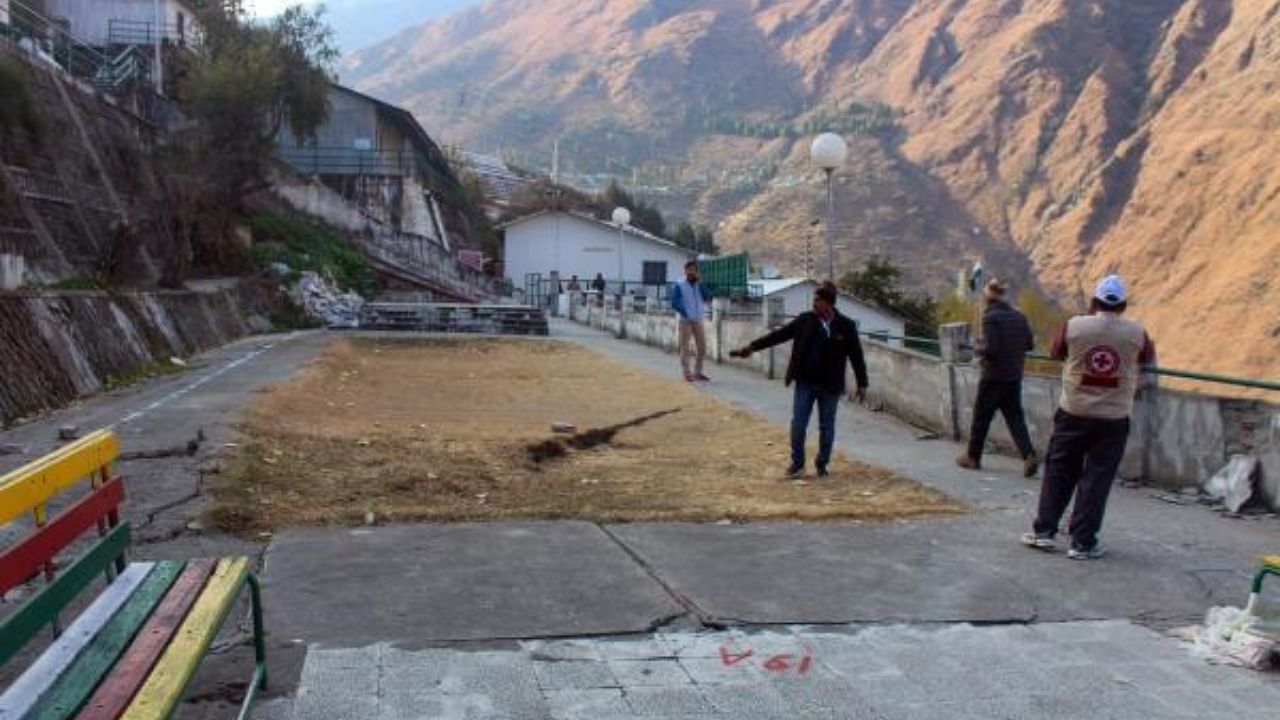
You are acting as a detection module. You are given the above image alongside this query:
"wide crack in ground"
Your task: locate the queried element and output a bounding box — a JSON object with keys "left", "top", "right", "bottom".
{"left": 526, "top": 408, "right": 683, "bottom": 464}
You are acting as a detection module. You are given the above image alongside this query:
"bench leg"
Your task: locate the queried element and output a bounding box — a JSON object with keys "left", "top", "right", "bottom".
{"left": 235, "top": 572, "right": 269, "bottom": 720}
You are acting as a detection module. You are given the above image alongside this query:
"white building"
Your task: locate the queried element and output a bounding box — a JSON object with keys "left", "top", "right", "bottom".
{"left": 500, "top": 210, "right": 696, "bottom": 297}
{"left": 43, "top": 0, "right": 204, "bottom": 48}
{"left": 750, "top": 277, "right": 906, "bottom": 346}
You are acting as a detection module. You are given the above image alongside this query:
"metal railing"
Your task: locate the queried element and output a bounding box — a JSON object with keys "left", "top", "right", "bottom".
{"left": 1, "top": 0, "right": 148, "bottom": 89}
{"left": 277, "top": 147, "right": 417, "bottom": 178}
{"left": 277, "top": 146, "right": 457, "bottom": 187}
{"left": 1022, "top": 352, "right": 1280, "bottom": 393}
{"left": 107, "top": 19, "right": 203, "bottom": 50}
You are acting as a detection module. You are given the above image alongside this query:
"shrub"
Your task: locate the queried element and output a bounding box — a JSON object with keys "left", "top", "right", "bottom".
{"left": 0, "top": 59, "right": 42, "bottom": 141}
{"left": 246, "top": 212, "right": 374, "bottom": 296}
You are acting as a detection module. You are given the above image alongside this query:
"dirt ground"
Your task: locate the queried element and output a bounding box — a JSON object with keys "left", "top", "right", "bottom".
{"left": 212, "top": 337, "right": 963, "bottom": 531}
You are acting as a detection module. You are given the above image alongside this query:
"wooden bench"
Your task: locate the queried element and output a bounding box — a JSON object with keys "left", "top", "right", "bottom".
{"left": 0, "top": 430, "right": 266, "bottom": 720}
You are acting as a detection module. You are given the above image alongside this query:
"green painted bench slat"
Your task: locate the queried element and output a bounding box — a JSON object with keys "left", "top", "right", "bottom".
{"left": 23, "top": 561, "right": 186, "bottom": 720}
{"left": 0, "top": 564, "right": 154, "bottom": 720}
{"left": 0, "top": 524, "right": 131, "bottom": 667}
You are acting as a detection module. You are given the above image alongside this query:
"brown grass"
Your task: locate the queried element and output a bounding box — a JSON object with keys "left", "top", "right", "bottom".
{"left": 212, "top": 337, "right": 963, "bottom": 532}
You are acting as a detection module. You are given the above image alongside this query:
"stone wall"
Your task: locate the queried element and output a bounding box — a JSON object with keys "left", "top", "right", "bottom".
{"left": 0, "top": 286, "right": 252, "bottom": 425}
{"left": 266, "top": 168, "right": 508, "bottom": 302}
{"left": 568, "top": 300, "right": 1280, "bottom": 510}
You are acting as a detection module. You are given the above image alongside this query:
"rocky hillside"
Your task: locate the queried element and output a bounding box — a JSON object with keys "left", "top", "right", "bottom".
{"left": 344, "top": 0, "right": 1280, "bottom": 379}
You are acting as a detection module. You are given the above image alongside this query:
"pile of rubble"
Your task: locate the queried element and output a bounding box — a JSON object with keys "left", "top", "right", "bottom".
{"left": 290, "top": 271, "right": 364, "bottom": 328}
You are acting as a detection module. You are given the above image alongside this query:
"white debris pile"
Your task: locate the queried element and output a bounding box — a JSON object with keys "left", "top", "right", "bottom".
{"left": 1203, "top": 455, "right": 1259, "bottom": 513}
{"left": 290, "top": 271, "right": 364, "bottom": 327}
{"left": 1181, "top": 605, "right": 1280, "bottom": 671}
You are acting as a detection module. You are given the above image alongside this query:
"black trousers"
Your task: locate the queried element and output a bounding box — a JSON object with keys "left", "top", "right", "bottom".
{"left": 966, "top": 378, "right": 1035, "bottom": 460}
{"left": 1033, "top": 409, "right": 1131, "bottom": 550}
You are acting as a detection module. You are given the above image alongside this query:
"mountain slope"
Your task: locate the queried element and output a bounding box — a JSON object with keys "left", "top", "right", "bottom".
{"left": 344, "top": 0, "right": 1280, "bottom": 379}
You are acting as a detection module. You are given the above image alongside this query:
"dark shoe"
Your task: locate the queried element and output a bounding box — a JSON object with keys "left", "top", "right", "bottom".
{"left": 816, "top": 466, "right": 830, "bottom": 478}
{"left": 683, "top": 372, "right": 695, "bottom": 382}
{"left": 1020, "top": 532, "right": 1056, "bottom": 551}
{"left": 1068, "top": 543, "right": 1107, "bottom": 561}
{"left": 956, "top": 454, "right": 981, "bottom": 470}
{"left": 695, "top": 373, "right": 712, "bottom": 382}
{"left": 1023, "top": 452, "right": 1040, "bottom": 478}
{"left": 786, "top": 464, "right": 805, "bottom": 479}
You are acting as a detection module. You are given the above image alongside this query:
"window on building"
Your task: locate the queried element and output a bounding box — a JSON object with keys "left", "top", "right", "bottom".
{"left": 642, "top": 261, "right": 668, "bottom": 286}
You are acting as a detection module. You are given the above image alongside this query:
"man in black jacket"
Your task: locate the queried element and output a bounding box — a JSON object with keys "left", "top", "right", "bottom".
{"left": 733, "top": 282, "right": 869, "bottom": 478}
{"left": 957, "top": 279, "right": 1039, "bottom": 477}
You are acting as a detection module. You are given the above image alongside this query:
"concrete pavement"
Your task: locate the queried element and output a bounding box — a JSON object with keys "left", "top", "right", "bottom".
{"left": 264, "top": 622, "right": 1280, "bottom": 720}
{"left": 263, "top": 523, "right": 684, "bottom": 645}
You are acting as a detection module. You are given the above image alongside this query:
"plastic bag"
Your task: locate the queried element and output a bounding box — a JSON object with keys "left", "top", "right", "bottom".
{"left": 1190, "top": 605, "right": 1279, "bottom": 671}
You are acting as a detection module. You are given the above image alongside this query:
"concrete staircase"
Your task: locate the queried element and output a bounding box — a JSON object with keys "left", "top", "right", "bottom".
{"left": 360, "top": 302, "right": 549, "bottom": 336}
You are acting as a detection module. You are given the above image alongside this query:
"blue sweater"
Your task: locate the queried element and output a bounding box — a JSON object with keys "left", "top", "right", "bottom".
{"left": 670, "top": 281, "right": 712, "bottom": 320}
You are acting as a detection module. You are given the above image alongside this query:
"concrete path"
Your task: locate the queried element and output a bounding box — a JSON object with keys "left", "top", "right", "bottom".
{"left": 1, "top": 330, "right": 333, "bottom": 557}
{"left": 262, "top": 622, "right": 1280, "bottom": 720}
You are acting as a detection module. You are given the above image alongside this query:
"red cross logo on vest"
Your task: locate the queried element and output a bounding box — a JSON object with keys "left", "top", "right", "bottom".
{"left": 1083, "top": 346, "right": 1122, "bottom": 388}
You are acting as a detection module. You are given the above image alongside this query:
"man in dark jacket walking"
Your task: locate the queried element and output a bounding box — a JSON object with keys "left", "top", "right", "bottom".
{"left": 732, "top": 282, "right": 868, "bottom": 478}
{"left": 956, "top": 278, "right": 1039, "bottom": 476}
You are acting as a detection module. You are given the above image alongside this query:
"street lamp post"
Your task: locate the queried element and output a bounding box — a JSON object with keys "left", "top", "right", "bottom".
{"left": 611, "top": 206, "right": 631, "bottom": 297}
{"left": 810, "top": 133, "right": 848, "bottom": 280}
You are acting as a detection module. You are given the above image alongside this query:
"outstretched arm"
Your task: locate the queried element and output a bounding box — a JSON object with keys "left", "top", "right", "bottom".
{"left": 733, "top": 317, "right": 801, "bottom": 357}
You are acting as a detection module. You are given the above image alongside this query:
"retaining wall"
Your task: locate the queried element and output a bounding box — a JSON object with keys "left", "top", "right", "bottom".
{"left": 568, "top": 299, "right": 1280, "bottom": 510}
{"left": 0, "top": 286, "right": 252, "bottom": 425}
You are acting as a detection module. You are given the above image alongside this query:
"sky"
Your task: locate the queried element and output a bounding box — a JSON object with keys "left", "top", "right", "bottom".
{"left": 248, "top": 0, "right": 484, "bottom": 52}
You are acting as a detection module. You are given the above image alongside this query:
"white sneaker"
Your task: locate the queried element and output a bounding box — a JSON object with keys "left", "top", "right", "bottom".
{"left": 1020, "top": 532, "right": 1056, "bottom": 551}
{"left": 1067, "top": 543, "right": 1107, "bottom": 561}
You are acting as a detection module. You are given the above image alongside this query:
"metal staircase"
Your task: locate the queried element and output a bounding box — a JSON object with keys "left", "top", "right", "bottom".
{"left": 2, "top": 0, "right": 148, "bottom": 91}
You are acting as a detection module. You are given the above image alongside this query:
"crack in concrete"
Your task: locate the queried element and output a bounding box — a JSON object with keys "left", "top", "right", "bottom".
{"left": 594, "top": 524, "right": 721, "bottom": 630}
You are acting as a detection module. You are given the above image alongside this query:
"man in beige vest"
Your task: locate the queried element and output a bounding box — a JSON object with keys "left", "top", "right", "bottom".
{"left": 1022, "top": 275, "right": 1155, "bottom": 560}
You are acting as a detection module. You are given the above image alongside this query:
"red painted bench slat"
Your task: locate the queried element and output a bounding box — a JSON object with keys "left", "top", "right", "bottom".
{"left": 73, "top": 558, "right": 217, "bottom": 720}
{"left": 0, "top": 478, "right": 125, "bottom": 595}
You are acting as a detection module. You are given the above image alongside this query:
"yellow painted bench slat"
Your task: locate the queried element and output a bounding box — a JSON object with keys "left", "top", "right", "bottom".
{"left": 0, "top": 431, "right": 120, "bottom": 525}
{"left": 119, "top": 557, "right": 250, "bottom": 720}
{"left": 1263, "top": 555, "right": 1280, "bottom": 570}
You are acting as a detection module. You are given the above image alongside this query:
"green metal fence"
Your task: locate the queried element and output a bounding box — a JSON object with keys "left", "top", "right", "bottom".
{"left": 837, "top": 332, "right": 1277, "bottom": 392}
{"left": 1022, "top": 352, "right": 1280, "bottom": 393}
{"left": 698, "top": 253, "right": 750, "bottom": 298}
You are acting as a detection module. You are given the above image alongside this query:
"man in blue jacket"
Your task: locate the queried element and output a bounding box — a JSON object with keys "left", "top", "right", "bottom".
{"left": 732, "top": 282, "right": 869, "bottom": 478}
{"left": 671, "top": 260, "right": 713, "bottom": 382}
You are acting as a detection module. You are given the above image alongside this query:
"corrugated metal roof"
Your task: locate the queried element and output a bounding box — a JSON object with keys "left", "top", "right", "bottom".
{"left": 498, "top": 210, "right": 696, "bottom": 256}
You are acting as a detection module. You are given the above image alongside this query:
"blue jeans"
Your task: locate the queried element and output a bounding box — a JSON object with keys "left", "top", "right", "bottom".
{"left": 791, "top": 380, "right": 840, "bottom": 469}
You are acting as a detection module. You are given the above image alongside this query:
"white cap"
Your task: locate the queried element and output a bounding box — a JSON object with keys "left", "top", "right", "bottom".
{"left": 1094, "top": 275, "right": 1127, "bottom": 306}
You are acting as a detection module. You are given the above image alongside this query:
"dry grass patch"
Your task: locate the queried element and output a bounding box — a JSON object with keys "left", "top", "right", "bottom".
{"left": 213, "top": 337, "right": 963, "bottom": 532}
